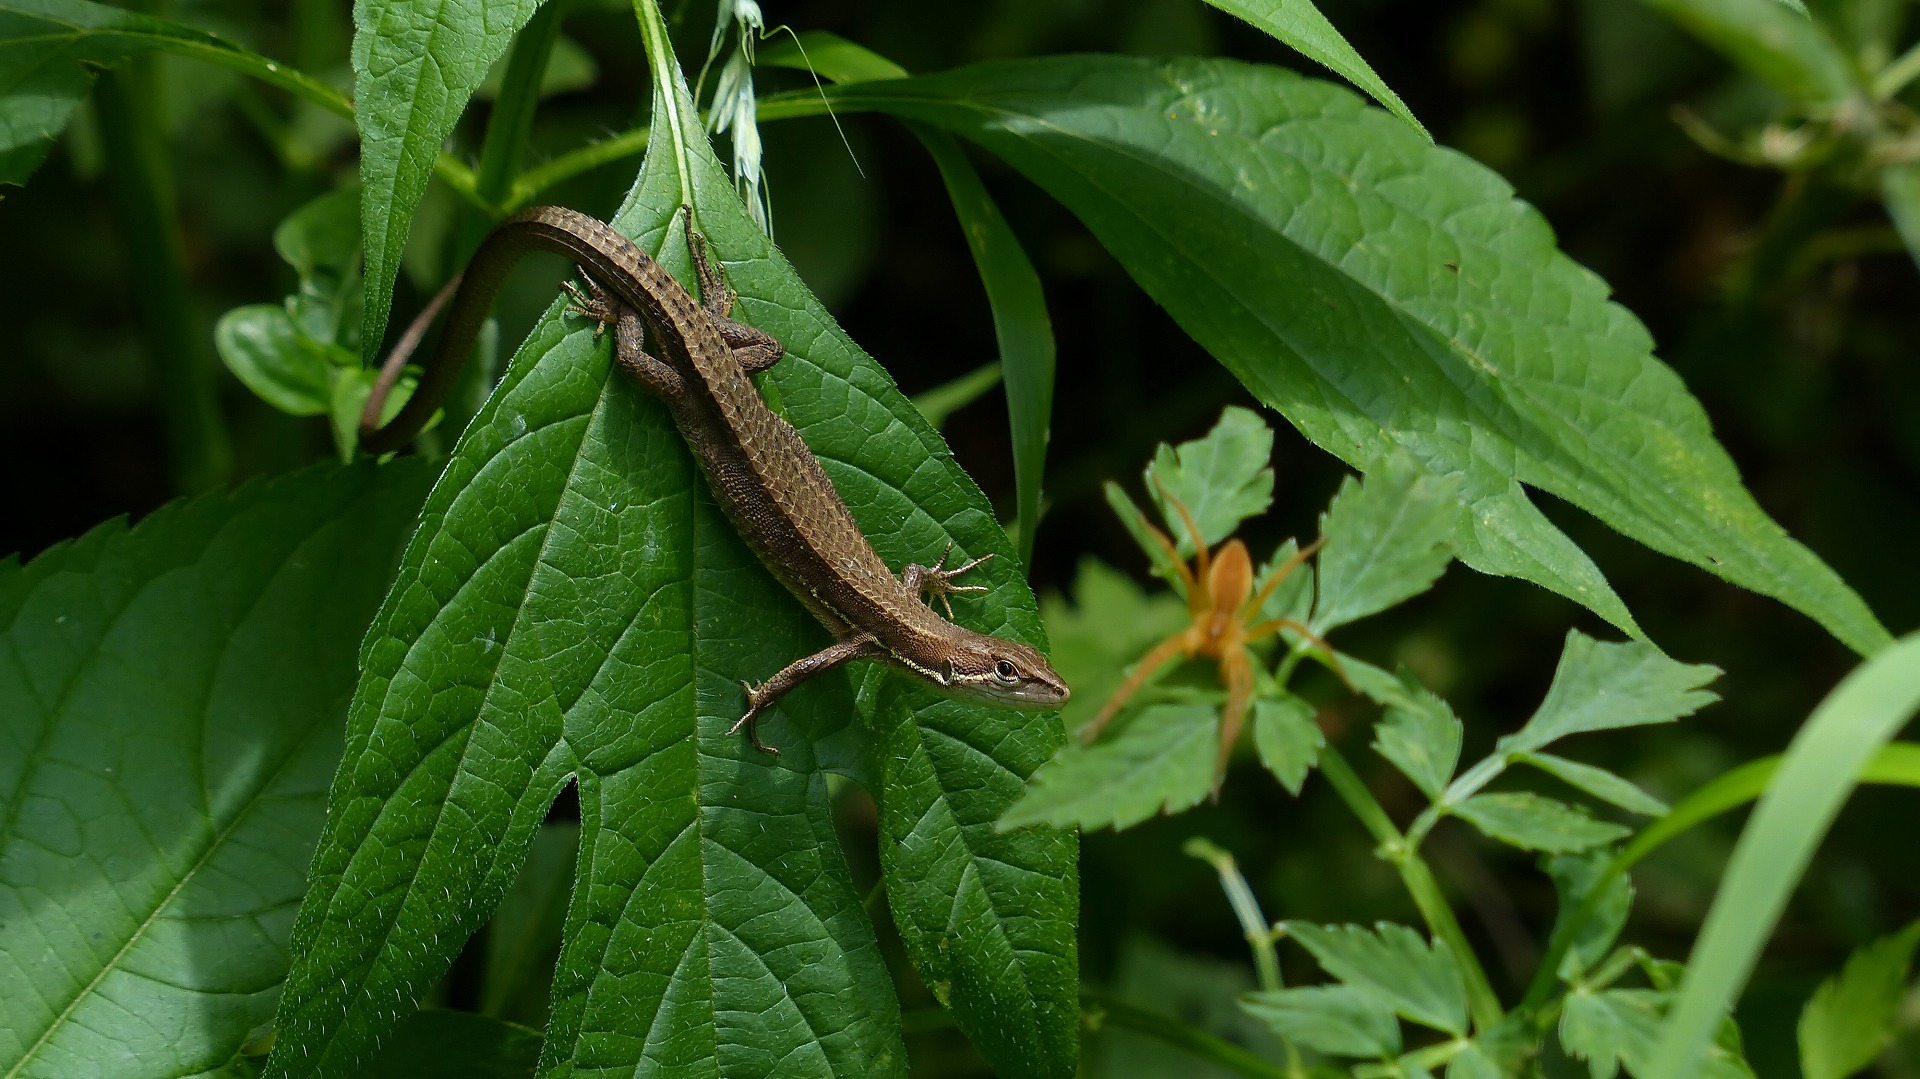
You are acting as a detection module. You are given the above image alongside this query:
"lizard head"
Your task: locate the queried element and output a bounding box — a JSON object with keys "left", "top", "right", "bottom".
{"left": 939, "top": 632, "right": 1071, "bottom": 709}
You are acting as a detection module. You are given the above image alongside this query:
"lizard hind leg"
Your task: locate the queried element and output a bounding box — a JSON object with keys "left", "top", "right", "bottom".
{"left": 680, "top": 213, "right": 785, "bottom": 373}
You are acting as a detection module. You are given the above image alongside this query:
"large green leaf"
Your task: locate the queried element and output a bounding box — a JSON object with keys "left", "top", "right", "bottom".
{"left": 267, "top": 11, "right": 1074, "bottom": 1079}
{"left": 350, "top": 0, "right": 541, "bottom": 364}
{"left": 789, "top": 56, "right": 1889, "bottom": 655}
{"left": 0, "top": 462, "right": 429, "bottom": 1079}
{"left": 0, "top": 0, "right": 348, "bottom": 188}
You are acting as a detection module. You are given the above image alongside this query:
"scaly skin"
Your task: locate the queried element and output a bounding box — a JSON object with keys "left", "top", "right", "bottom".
{"left": 361, "top": 205, "right": 1068, "bottom": 751}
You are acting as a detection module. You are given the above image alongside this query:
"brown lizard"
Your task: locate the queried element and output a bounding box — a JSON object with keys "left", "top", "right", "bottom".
{"left": 360, "top": 205, "right": 1068, "bottom": 753}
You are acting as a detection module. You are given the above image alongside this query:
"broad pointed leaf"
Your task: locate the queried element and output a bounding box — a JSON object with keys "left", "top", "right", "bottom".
{"left": 805, "top": 56, "right": 1889, "bottom": 654}
{"left": 0, "top": 462, "right": 428, "bottom": 1079}
{"left": 267, "top": 21, "right": 1074, "bottom": 1079}
{"left": 1198, "top": 0, "right": 1426, "bottom": 138}
{"left": 351, "top": 0, "right": 540, "bottom": 363}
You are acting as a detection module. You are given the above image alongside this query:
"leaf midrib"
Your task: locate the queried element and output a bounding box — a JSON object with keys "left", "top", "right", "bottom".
{"left": 839, "top": 76, "right": 1842, "bottom": 615}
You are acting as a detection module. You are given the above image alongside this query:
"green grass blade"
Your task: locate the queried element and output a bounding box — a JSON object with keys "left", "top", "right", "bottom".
{"left": 916, "top": 125, "right": 1057, "bottom": 568}
{"left": 1644, "top": 633, "right": 1920, "bottom": 1079}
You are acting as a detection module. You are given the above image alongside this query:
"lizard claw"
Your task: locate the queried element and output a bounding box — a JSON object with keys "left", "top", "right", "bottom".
{"left": 908, "top": 545, "right": 995, "bottom": 620}
{"left": 562, "top": 274, "right": 616, "bottom": 337}
{"left": 729, "top": 681, "right": 780, "bottom": 756}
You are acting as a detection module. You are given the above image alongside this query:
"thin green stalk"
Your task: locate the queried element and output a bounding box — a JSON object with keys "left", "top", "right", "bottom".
{"left": 1316, "top": 747, "right": 1503, "bottom": 1033}
{"left": 1082, "top": 992, "right": 1294, "bottom": 1079}
{"left": 1874, "top": 38, "right": 1920, "bottom": 99}
{"left": 458, "top": 0, "right": 569, "bottom": 253}
{"left": 1185, "top": 838, "right": 1284, "bottom": 993}
{"left": 508, "top": 127, "right": 652, "bottom": 209}
{"left": 95, "top": 62, "right": 231, "bottom": 492}
{"left": 898, "top": 993, "right": 1293, "bottom": 1077}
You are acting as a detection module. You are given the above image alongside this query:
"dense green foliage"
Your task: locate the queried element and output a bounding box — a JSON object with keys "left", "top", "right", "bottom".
{"left": 3, "top": 0, "right": 1919, "bottom": 1077}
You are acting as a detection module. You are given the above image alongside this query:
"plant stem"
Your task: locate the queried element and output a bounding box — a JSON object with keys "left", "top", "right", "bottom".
{"left": 1082, "top": 992, "right": 1294, "bottom": 1079}
{"left": 509, "top": 127, "right": 653, "bottom": 209}
{"left": 1185, "top": 838, "right": 1284, "bottom": 993}
{"left": 1316, "top": 747, "right": 1504, "bottom": 1033}
{"left": 95, "top": 62, "right": 232, "bottom": 492}
{"left": 458, "top": 0, "right": 568, "bottom": 254}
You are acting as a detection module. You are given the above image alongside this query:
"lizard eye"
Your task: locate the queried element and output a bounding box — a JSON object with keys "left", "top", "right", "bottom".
{"left": 993, "top": 659, "right": 1020, "bottom": 684}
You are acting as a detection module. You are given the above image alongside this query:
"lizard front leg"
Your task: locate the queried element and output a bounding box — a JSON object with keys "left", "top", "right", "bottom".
{"left": 733, "top": 635, "right": 881, "bottom": 754}
{"left": 902, "top": 544, "right": 994, "bottom": 619}
{"left": 567, "top": 276, "right": 687, "bottom": 399}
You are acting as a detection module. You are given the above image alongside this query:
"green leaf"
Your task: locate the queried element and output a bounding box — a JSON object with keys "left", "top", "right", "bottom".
{"left": 351, "top": 0, "right": 540, "bottom": 364}
{"left": 1546, "top": 852, "right": 1635, "bottom": 982}
{"left": 1519, "top": 752, "right": 1670, "bottom": 816}
{"left": 482, "top": 821, "right": 579, "bottom": 1025}
{"left": 1253, "top": 538, "right": 1315, "bottom": 625}
{"left": 268, "top": 21, "right": 1076, "bottom": 1079}
{"left": 758, "top": 30, "right": 909, "bottom": 84}
{"left": 1561, "top": 989, "right": 1756, "bottom": 1079}
{"left": 1240, "top": 985, "right": 1401, "bottom": 1058}
{"left": 274, "top": 185, "right": 364, "bottom": 349}
{"left": 216, "top": 304, "right": 336, "bottom": 415}
{"left": 1511, "top": 631, "right": 1721, "bottom": 754}
{"left": 1374, "top": 668, "right": 1459, "bottom": 794}
{"left": 1041, "top": 558, "right": 1189, "bottom": 736}
{"left": 1645, "top": 635, "right": 1920, "bottom": 1079}
{"left": 0, "top": 462, "right": 429, "bottom": 1079}
{"left": 1253, "top": 693, "right": 1323, "bottom": 795}
{"left": 0, "top": 0, "right": 349, "bottom": 188}
{"left": 1146, "top": 405, "right": 1275, "bottom": 556}
{"left": 1310, "top": 449, "right": 1459, "bottom": 633}
{"left": 1450, "top": 792, "right": 1632, "bottom": 853}
{"left": 364, "top": 1010, "right": 542, "bottom": 1079}
{"left": 1001, "top": 703, "right": 1217, "bottom": 831}
{"left": 1446, "top": 1042, "right": 1502, "bottom": 1079}
{"left": 1880, "top": 163, "right": 1920, "bottom": 274}
{"left": 1283, "top": 922, "right": 1469, "bottom": 1036}
{"left": 1198, "top": 0, "right": 1427, "bottom": 138}
{"left": 1798, "top": 920, "right": 1920, "bottom": 1079}
{"left": 916, "top": 125, "right": 1056, "bottom": 566}
{"left": 801, "top": 55, "right": 1889, "bottom": 654}
{"left": 1640, "top": 0, "right": 1857, "bottom": 107}
{"left": 1105, "top": 481, "right": 1189, "bottom": 596}
{"left": 1372, "top": 674, "right": 1462, "bottom": 800}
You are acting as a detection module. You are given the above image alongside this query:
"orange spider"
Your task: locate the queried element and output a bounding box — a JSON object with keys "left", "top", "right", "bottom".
{"left": 1082, "top": 488, "right": 1339, "bottom": 782}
